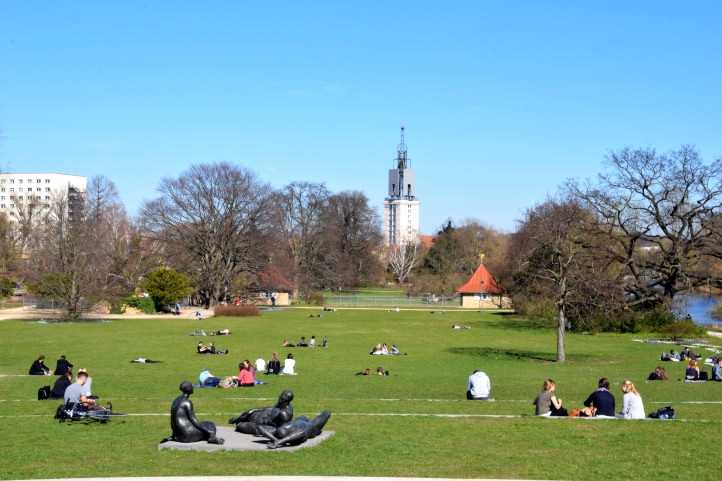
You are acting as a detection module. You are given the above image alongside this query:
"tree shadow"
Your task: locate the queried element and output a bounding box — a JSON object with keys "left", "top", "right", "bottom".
{"left": 446, "top": 346, "right": 594, "bottom": 362}
{"left": 482, "top": 311, "right": 555, "bottom": 331}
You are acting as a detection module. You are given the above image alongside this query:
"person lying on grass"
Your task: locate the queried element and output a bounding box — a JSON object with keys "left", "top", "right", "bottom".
{"left": 282, "top": 339, "right": 296, "bottom": 347}
{"left": 130, "top": 357, "right": 161, "bottom": 364}
{"left": 620, "top": 380, "right": 645, "bottom": 419}
{"left": 355, "top": 367, "right": 389, "bottom": 376}
{"left": 197, "top": 342, "right": 228, "bottom": 355}
{"left": 582, "top": 377, "right": 616, "bottom": 417}
{"left": 533, "top": 378, "right": 567, "bottom": 416}
{"left": 29, "top": 354, "right": 51, "bottom": 376}
{"left": 199, "top": 369, "right": 221, "bottom": 387}
{"left": 467, "top": 370, "right": 491, "bottom": 400}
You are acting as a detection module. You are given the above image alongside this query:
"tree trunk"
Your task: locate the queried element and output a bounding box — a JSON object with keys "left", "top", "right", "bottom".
{"left": 557, "top": 300, "right": 566, "bottom": 362}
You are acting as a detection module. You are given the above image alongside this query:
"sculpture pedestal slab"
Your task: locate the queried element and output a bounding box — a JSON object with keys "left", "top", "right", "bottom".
{"left": 158, "top": 426, "right": 335, "bottom": 452}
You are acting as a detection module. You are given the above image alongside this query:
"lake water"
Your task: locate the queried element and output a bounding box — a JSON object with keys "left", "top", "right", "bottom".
{"left": 673, "top": 294, "right": 721, "bottom": 326}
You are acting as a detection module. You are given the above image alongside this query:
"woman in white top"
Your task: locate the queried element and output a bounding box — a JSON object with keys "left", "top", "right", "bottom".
{"left": 255, "top": 357, "right": 266, "bottom": 373}
{"left": 282, "top": 353, "right": 296, "bottom": 375}
{"left": 620, "top": 380, "right": 645, "bottom": 419}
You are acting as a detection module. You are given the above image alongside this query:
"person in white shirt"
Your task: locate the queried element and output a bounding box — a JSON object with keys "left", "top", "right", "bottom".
{"left": 255, "top": 357, "right": 266, "bottom": 373}
{"left": 467, "top": 370, "right": 491, "bottom": 400}
{"left": 309, "top": 336, "right": 316, "bottom": 348}
{"left": 282, "top": 353, "right": 296, "bottom": 375}
{"left": 620, "top": 380, "right": 645, "bottom": 419}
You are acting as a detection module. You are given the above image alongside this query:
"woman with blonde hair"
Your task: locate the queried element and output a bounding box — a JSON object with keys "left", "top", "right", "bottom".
{"left": 685, "top": 359, "right": 700, "bottom": 381}
{"left": 620, "top": 380, "right": 645, "bottom": 419}
{"left": 533, "top": 378, "right": 566, "bottom": 416}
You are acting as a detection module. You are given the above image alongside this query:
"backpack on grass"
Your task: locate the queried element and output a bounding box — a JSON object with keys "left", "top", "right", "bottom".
{"left": 649, "top": 406, "right": 675, "bottom": 419}
{"left": 37, "top": 385, "right": 50, "bottom": 400}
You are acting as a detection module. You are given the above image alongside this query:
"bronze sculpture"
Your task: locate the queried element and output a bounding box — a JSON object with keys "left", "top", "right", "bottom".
{"left": 162, "top": 381, "right": 224, "bottom": 444}
{"left": 228, "top": 389, "right": 294, "bottom": 434}
{"left": 257, "top": 410, "right": 331, "bottom": 449}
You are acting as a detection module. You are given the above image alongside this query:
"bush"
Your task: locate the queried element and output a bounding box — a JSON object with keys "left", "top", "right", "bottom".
{"left": 141, "top": 267, "right": 194, "bottom": 310}
{"left": 303, "top": 291, "right": 325, "bottom": 306}
{"left": 657, "top": 319, "right": 707, "bottom": 338}
{"left": 214, "top": 304, "right": 260, "bottom": 317}
{"left": 124, "top": 296, "right": 156, "bottom": 314}
{"left": 0, "top": 277, "right": 15, "bottom": 298}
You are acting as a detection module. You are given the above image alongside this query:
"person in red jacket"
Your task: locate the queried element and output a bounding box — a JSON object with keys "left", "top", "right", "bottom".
{"left": 237, "top": 360, "right": 256, "bottom": 387}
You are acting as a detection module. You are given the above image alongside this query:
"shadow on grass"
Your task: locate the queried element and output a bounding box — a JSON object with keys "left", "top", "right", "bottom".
{"left": 482, "top": 311, "right": 555, "bottom": 331}
{"left": 447, "top": 346, "right": 595, "bottom": 362}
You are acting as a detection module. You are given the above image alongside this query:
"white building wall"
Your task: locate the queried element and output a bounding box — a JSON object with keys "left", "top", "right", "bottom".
{"left": 384, "top": 199, "right": 420, "bottom": 247}
{"left": 0, "top": 173, "right": 87, "bottom": 223}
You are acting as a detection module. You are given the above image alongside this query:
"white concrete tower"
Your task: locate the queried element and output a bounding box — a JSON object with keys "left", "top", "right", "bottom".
{"left": 384, "top": 127, "right": 420, "bottom": 247}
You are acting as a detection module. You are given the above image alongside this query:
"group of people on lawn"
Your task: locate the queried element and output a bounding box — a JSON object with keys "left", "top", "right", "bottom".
{"left": 659, "top": 346, "right": 722, "bottom": 382}
{"left": 466, "top": 369, "right": 647, "bottom": 419}
{"left": 282, "top": 335, "right": 327, "bottom": 348}
{"left": 198, "top": 352, "right": 297, "bottom": 388}
{"left": 29, "top": 354, "right": 99, "bottom": 408}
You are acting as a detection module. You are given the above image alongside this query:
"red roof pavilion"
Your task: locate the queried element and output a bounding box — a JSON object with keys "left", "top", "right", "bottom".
{"left": 456, "top": 263, "right": 503, "bottom": 295}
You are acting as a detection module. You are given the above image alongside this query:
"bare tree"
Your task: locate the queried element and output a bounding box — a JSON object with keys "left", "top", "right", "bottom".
{"left": 142, "top": 163, "right": 272, "bottom": 308}
{"left": 512, "top": 199, "right": 595, "bottom": 362}
{"left": 388, "top": 242, "right": 418, "bottom": 284}
{"left": 570, "top": 146, "right": 722, "bottom": 307}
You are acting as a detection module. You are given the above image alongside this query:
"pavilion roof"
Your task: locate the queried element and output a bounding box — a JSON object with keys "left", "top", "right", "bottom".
{"left": 456, "top": 263, "right": 503, "bottom": 295}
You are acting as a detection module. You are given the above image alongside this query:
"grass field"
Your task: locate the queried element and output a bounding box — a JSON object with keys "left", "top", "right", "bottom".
{"left": 1, "top": 309, "right": 720, "bottom": 480}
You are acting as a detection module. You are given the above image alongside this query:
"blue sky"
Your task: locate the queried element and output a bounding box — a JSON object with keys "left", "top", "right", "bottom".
{"left": 1, "top": 1, "right": 721, "bottom": 232}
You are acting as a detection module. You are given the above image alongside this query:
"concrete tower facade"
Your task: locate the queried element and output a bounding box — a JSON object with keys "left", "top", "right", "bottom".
{"left": 384, "top": 127, "right": 420, "bottom": 247}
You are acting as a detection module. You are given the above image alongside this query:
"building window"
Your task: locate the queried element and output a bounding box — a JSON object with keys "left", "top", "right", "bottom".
{"left": 36, "top": 179, "right": 41, "bottom": 183}
{"left": 45, "top": 187, "right": 51, "bottom": 192}
{"left": 45, "top": 196, "right": 50, "bottom": 200}
{"left": 0, "top": 204, "right": 4, "bottom": 208}
{"left": 10, "top": 179, "right": 14, "bottom": 184}
{"left": 9, "top": 188, "right": 13, "bottom": 192}
{"left": 45, "top": 179, "right": 50, "bottom": 183}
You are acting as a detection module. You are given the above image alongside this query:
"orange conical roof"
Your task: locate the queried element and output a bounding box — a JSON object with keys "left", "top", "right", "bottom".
{"left": 456, "top": 263, "right": 503, "bottom": 295}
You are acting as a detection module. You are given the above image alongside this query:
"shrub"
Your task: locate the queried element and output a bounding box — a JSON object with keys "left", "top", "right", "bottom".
{"left": 0, "top": 277, "right": 15, "bottom": 298}
{"left": 141, "top": 267, "right": 194, "bottom": 310}
{"left": 303, "top": 291, "right": 325, "bottom": 306}
{"left": 657, "top": 319, "right": 706, "bottom": 338}
{"left": 214, "top": 304, "right": 260, "bottom": 317}
{"left": 124, "top": 296, "right": 156, "bottom": 314}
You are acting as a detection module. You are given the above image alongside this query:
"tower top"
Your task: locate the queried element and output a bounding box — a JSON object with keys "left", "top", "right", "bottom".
{"left": 395, "top": 126, "right": 408, "bottom": 169}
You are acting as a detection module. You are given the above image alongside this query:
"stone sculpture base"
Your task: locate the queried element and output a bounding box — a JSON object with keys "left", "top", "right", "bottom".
{"left": 158, "top": 426, "right": 334, "bottom": 452}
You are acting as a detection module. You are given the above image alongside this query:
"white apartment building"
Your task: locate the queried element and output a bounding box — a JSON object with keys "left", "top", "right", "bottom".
{"left": 383, "top": 127, "right": 420, "bottom": 247}
{"left": 0, "top": 173, "right": 87, "bottom": 223}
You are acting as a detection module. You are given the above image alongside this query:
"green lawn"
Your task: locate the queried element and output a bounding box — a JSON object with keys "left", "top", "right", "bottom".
{"left": 0, "top": 310, "right": 720, "bottom": 480}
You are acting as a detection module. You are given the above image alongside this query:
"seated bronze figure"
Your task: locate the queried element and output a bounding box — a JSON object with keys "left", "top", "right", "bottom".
{"left": 162, "top": 381, "right": 224, "bottom": 444}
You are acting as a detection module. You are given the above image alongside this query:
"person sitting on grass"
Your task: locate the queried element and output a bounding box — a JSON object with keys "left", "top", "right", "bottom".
{"left": 50, "top": 369, "right": 73, "bottom": 399}
{"left": 255, "top": 356, "right": 266, "bottom": 373}
{"left": 533, "top": 378, "right": 567, "bottom": 416}
{"left": 237, "top": 360, "right": 256, "bottom": 387}
{"left": 282, "top": 353, "right": 296, "bottom": 375}
{"left": 376, "top": 366, "right": 389, "bottom": 376}
{"left": 583, "top": 377, "right": 616, "bottom": 417}
{"left": 467, "top": 369, "right": 491, "bottom": 400}
{"left": 298, "top": 336, "right": 308, "bottom": 347}
{"left": 661, "top": 350, "right": 681, "bottom": 362}
{"left": 322, "top": 336, "right": 328, "bottom": 348}
{"left": 309, "top": 335, "right": 316, "bottom": 348}
{"left": 647, "top": 366, "right": 668, "bottom": 381}
{"left": 390, "top": 344, "right": 401, "bottom": 355}
{"left": 685, "top": 359, "right": 701, "bottom": 380}
{"left": 620, "top": 380, "right": 645, "bottom": 419}
{"left": 53, "top": 355, "right": 73, "bottom": 376}
{"left": 712, "top": 357, "right": 722, "bottom": 382}
{"left": 63, "top": 370, "right": 96, "bottom": 409}
{"left": 266, "top": 352, "right": 281, "bottom": 375}
{"left": 29, "top": 355, "right": 51, "bottom": 376}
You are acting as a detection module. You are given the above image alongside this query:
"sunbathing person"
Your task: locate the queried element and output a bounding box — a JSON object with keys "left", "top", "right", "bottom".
{"left": 211, "top": 328, "right": 230, "bottom": 336}
{"left": 647, "top": 366, "right": 668, "bottom": 381}
{"left": 197, "top": 342, "right": 228, "bottom": 355}
{"left": 199, "top": 369, "right": 221, "bottom": 387}
{"left": 685, "top": 360, "right": 701, "bottom": 380}
{"left": 620, "top": 380, "right": 645, "bottom": 419}
{"left": 131, "top": 357, "right": 161, "bottom": 364}
{"left": 298, "top": 336, "right": 308, "bottom": 347}
{"left": 282, "top": 353, "right": 296, "bottom": 375}
{"left": 53, "top": 355, "right": 73, "bottom": 376}
{"left": 64, "top": 370, "right": 96, "bottom": 408}
{"left": 237, "top": 360, "right": 256, "bottom": 387}
{"left": 266, "top": 352, "right": 281, "bottom": 375}
{"left": 583, "top": 378, "right": 615, "bottom": 417}
{"left": 282, "top": 339, "right": 296, "bottom": 348}
{"left": 50, "top": 370, "right": 73, "bottom": 399}
{"left": 467, "top": 370, "right": 491, "bottom": 400}
{"left": 661, "top": 350, "right": 681, "bottom": 362}
{"left": 533, "top": 378, "right": 567, "bottom": 416}
{"left": 29, "top": 355, "right": 51, "bottom": 376}
{"left": 452, "top": 324, "right": 471, "bottom": 330}
{"left": 355, "top": 368, "right": 372, "bottom": 376}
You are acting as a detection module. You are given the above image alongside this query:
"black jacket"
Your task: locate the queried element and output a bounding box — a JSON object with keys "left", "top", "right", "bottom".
{"left": 29, "top": 360, "right": 49, "bottom": 376}
{"left": 54, "top": 358, "right": 73, "bottom": 376}
{"left": 50, "top": 376, "right": 72, "bottom": 399}
{"left": 583, "top": 389, "right": 615, "bottom": 417}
